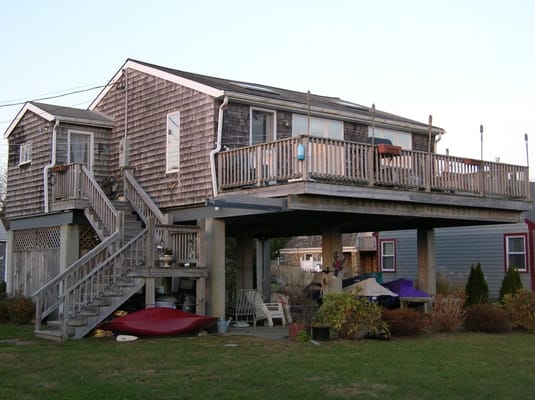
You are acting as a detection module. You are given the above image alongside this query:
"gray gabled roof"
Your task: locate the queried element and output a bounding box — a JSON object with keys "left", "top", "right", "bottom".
{"left": 4, "top": 101, "right": 114, "bottom": 138}
{"left": 129, "top": 59, "right": 438, "bottom": 133}
{"left": 90, "top": 59, "right": 444, "bottom": 135}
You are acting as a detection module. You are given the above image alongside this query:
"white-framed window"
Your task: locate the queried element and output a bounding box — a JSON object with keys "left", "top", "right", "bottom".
{"left": 166, "top": 111, "right": 180, "bottom": 173}
{"left": 19, "top": 143, "right": 32, "bottom": 165}
{"left": 368, "top": 127, "right": 412, "bottom": 149}
{"left": 250, "top": 108, "right": 276, "bottom": 145}
{"left": 505, "top": 234, "right": 527, "bottom": 272}
{"left": 292, "top": 114, "right": 343, "bottom": 139}
{"left": 68, "top": 130, "right": 93, "bottom": 171}
{"left": 380, "top": 239, "right": 396, "bottom": 272}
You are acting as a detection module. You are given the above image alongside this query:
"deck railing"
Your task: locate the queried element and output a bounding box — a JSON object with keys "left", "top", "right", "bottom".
{"left": 216, "top": 136, "right": 530, "bottom": 200}
{"left": 49, "top": 163, "right": 119, "bottom": 237}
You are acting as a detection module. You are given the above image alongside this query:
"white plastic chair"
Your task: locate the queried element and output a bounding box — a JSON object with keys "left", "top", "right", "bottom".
{"left": 243, "top": 289, "right": 286, "bottom": 327}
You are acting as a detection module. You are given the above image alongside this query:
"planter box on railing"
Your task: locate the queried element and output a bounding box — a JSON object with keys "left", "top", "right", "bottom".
{"left": 50, "top": 164, "right": 69, "bottom": 173}
{"left": 377, "top": 144, "right": 402, "bottom": 156}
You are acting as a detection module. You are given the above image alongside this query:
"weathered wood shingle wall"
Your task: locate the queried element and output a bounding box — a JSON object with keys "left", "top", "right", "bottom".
{"left": 6, "top": 112, "right": 51, "bottom": 219}
{"left": 94, "top": 69, "right": 217, "bottom": 209}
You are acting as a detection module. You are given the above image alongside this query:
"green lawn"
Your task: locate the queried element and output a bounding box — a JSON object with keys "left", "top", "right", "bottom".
{"left": 0, "top": 324, "right": 534, "bottom": 400}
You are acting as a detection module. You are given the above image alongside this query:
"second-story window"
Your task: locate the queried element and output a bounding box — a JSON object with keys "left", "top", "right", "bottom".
{"left": 250, "top": 108, "right": 275, "bottom": 145}
{"left": 68, "top": 131, "right": 93, "bottom": 171}
{"left": 166, "top": 111, "right": 180, "bottom": 173}
{"left": 292, "top": 114, "right": 343, "bottom": 139}
{"left": 19, "top": 143, "right": 32, "bottom": 165}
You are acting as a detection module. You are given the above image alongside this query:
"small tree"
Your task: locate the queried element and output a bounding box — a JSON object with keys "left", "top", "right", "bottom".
{"left": 499, "top": 266, "right": 523, "bottom": 301}
{"left": 465, "top": 262, "right": 489, "bottom": 306}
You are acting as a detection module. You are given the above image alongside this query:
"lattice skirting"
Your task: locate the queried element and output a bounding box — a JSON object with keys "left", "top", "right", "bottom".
{"left": 14, "top": 227, "right": 61, "bottom": 251}
{"left": 13, "top": 224, "right": 100, "bottom": 252}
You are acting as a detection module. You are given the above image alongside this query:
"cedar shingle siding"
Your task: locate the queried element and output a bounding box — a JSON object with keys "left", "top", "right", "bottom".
{"left": 94, "top": 68, "right": 217, "bottom": 209}
{"left": 6, "top": 111, "right": 51, "bottom": 218}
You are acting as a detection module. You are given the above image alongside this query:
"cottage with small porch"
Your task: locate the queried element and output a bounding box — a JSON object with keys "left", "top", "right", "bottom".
{"left": 3, "top": 59, "right": 530, "bottom": 339}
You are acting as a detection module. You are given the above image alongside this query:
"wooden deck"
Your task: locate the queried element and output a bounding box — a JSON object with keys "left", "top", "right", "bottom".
{"left": 216, "top": 136, "right": 530, "bottom": 201}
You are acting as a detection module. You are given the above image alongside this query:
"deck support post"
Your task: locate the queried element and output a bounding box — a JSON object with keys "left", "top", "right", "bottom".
{"left": 417, "top": 228, "right": 436, "bottom": 296}
{"left": 256, "top": 239, "right": 272, "bottom": 299}
{"left": 204, "top": 218, "right": 226, "bottom": 318}
{"left": 322, "top": 225, "right": 343, "bottom": 294}
{"left": 235, "top": 233, "right": 254, "bottom": 292}
{"left": 145, "top": 278, "right": 155, "bottom": 308}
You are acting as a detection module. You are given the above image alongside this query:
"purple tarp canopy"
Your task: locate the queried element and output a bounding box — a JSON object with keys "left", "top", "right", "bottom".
{"left": 383, "top": 278, "right": 431, "bottom": 298}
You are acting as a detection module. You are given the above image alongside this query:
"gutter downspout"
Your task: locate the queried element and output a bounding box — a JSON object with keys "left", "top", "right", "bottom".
{"left": 210, "top": 96, "right": 228, "bottom": 198}
{"left": 43, "top": 119, "right": 60, "bottom": 213}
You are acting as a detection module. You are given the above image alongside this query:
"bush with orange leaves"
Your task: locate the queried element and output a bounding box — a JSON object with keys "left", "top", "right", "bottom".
{"left": 432, "top": 290, "right": 466, "bottom": 333}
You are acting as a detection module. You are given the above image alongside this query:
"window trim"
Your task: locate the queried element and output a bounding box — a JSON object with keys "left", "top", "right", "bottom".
{"left": 18, "top": 143, "right": 32, "bottom": 165}
{"left": 504, "top": 233, "right": 528, "bottom": 273}
{"left": 166, "top": 111, "right": 180, "bottom": 174}
{"left": 249, "top": 107, "right": 276, "bottom": 145}
{"left": 67, "top": 130, "right": 94, "bottom": 171}
{"left": 379, "top": 239, "right": 396, "bottom": 272}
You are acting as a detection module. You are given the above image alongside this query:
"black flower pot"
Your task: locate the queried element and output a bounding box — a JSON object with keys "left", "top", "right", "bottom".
{"left": 312, "top": 326, "right": 330, "bottom": 341}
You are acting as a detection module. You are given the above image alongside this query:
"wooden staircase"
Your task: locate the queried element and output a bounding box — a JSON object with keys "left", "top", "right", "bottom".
{"left": 32, "top": 166, "right": 200, "bottom": 340}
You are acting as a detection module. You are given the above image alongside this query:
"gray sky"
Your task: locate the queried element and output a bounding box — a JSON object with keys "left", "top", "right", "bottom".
{"left": 1, "top": 0, "right": 534, "bottom": 176}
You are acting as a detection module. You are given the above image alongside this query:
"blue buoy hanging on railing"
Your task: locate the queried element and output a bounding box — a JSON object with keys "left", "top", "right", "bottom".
{"left": 297, "top": 143, "right": 305, "bottom": 160}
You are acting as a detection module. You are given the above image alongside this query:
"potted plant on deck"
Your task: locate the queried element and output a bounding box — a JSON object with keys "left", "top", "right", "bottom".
{"left": 159, "top": 248, "right": 174, "bottom": 268}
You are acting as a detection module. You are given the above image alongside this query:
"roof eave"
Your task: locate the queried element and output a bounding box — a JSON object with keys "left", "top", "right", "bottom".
{"left": 89, "top": 59, "right": 225, "bottom": 111}
{"left": 4, "top": 103, "right": 55, "bottom": 139}
{"left": 224, "top": 91, "right": 445, "bottom": 135}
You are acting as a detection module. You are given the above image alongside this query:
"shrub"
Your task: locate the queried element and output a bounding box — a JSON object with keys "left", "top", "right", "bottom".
{"left": 432, "top": 292, "right": 466, "bottom": 333}
{"left": 436, "top": 269, "right": 467, "bottom": 296}
{"left": 464, "top": 304, "right": 512, "bottom": 333}
{"left": 499, "top": 267, "right": 523, "bottom": 301}
{"left": 0, "top": 298, "right": 9, "bottom": 322}
{"left": 381, "top": 308, "right": 431, "bottom": 336}
{"left": 296, "top": 330, "right": 311, "bottom": 342}
{"left": 7, "top": 295, "right": 35, "bottom": 325}
{"left": 312, "top": 292, "right": 388, "bottom": 340}
{"left": 502, "top": 289, "right": 535, "bottom": 333}
{"left": 465, "top": 263, "right": 489, "bottom": 306}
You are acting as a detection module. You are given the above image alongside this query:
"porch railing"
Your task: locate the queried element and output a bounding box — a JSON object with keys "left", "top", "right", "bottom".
{"left": 49, "top": 163, "right": 119, "bottom": 237}
{"left": 216, "top": 136, "right": 530, "bottom": 200}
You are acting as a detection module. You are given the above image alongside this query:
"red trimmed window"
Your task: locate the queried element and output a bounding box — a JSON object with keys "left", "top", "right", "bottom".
{"left": 380, "top": 239, "right": 396, "bottom": 272}
{"left": 504, "top": 233, "right": 528, "bottom": 272}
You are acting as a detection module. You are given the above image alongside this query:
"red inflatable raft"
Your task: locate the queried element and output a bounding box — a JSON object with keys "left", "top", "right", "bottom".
{"left": 99, "top": 307, "right": 218, "bottom": 337}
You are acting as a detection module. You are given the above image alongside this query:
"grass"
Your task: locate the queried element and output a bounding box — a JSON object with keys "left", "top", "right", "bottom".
{"left": 0, "top": 324, "right": 534, "bottom": 399}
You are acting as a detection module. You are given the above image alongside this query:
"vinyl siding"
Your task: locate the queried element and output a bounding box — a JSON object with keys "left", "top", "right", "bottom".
{"left": 379, "top": 224, "right": 532, "bottom": 298}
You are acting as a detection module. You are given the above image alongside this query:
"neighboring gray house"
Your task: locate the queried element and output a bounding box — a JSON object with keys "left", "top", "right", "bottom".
{"left": 377, "top": 184, "right": 535, "bottom": 298}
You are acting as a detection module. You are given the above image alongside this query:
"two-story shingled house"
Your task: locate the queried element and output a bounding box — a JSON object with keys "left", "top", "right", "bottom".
{"left": 4, "top": 59, "right": 530, "bottom": 339}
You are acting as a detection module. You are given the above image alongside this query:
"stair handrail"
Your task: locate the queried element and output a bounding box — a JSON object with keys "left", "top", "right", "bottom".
{"left": 123, "top": 169, "right": 168, "bottom": 225}
{"left": 80, "top": 165, "right": 119, "bottom": 236}
{"left": 63, "top": 228, "right": 149, "bottom": 326}
{"left": 32, "top": 232, "right": 119, "bottom": 331}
